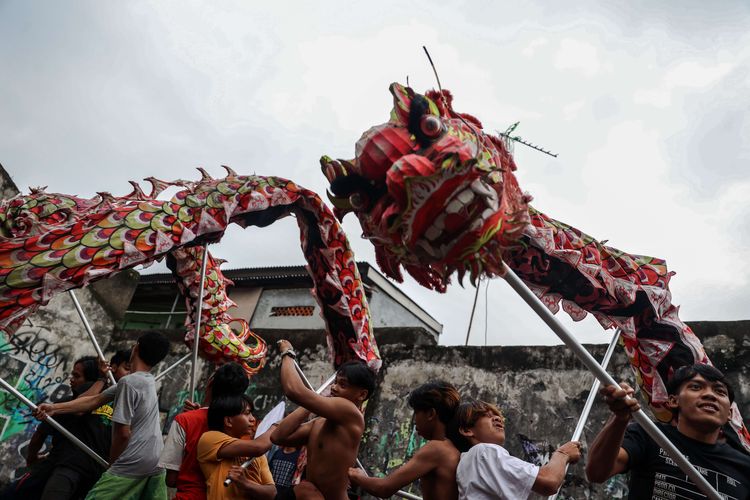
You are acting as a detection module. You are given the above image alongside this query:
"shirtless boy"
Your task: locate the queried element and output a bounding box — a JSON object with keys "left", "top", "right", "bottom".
{"left": 271, "top": 340, "right": 376, "bottom": 500}
{"left": 348, "top": 380, "right": 461, "bottom": 499}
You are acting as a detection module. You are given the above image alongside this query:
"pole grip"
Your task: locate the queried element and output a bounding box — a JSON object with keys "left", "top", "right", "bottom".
{"left": 501, "top": 263, "right": 721, "bottom": 500}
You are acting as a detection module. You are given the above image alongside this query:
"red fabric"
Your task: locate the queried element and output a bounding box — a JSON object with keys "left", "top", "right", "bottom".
{"left": 174, "top": 408, "right": 209, "bottom": 500}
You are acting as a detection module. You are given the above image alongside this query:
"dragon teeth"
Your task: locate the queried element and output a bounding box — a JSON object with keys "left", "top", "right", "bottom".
{"left": 457, "top": 189, "right": 475, "bottom": 204}
{"left": 446, "top": 199, "right": 462, "bottom": 214}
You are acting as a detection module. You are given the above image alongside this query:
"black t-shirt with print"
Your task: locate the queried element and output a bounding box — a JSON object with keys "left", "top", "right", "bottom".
{"left": 622, "top": 422, "right": 750, "bottom": 499}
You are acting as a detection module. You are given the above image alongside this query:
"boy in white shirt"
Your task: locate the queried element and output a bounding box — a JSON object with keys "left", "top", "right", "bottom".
{"left": 452, "top": 400, "right": 581, "bottom": 499}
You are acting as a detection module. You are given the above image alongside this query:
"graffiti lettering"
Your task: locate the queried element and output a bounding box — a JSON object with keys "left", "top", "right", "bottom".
{"left": 2, "top": 327, "right": 71, "bottom": 370}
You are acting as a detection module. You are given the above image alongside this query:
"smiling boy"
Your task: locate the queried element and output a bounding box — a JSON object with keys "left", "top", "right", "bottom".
{"left": 452, "top": 400, "right": 581, "bottom": 499}
{"left": 586, "top": 363, "right": 750, "bottom": 499}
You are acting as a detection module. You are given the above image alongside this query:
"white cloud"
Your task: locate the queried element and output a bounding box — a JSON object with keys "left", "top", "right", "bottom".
{"left": 634, "top": 61, "right": 735, "bottom": 107}
{"left": 554, "top": 38, "right": 602, "bottom": 77}
{"left": 2, "top": 0, "right": 749, "bottom": 347}
{"left": 522, "top": 37, "right": 548, "bottom": 57}
{"left": 562, "top": 99, "right": 586, "bottom": 120}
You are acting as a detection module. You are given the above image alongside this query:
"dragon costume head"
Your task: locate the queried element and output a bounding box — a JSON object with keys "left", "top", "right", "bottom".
{"left": 321, "top": 83, "right": 531, "bottom": 292}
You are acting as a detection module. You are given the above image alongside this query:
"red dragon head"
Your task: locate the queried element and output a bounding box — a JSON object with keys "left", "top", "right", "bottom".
{"left": 321, "top": 83, "right": 531, "bottom": 292}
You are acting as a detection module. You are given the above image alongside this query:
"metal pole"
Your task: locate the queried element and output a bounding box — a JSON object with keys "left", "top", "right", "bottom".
{"left": 163, "top": 294, "right": 181, "bottom": 329}
{"left": 69, "top": 290, "right": 116, "bottom": 386}
{"left": 463, "top": 279, "right": 482, "bottom": 346}
{"left": 224, "top": 373, "right": 337, "bottom": 487}
{"left": 189, "top": 246, "right": 209, "bottom": 402}
{"left": 0, "top": 376, "right": 109, "bottom": 468}
{"left": 548, "top": 329, "right": 621, "bottom": 500}
{"left": 501, "top": 263, "right": 721, "bottom": 500}
{"left": 289, "top": 359, "right": 422, "bottom": 500}
{"left": 155, "top": 352, "right": 191, "bottom": 382}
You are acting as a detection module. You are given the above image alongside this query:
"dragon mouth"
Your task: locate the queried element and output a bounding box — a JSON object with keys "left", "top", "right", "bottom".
{"left": 399, "top": 177, "right": 500, "bottom": 262}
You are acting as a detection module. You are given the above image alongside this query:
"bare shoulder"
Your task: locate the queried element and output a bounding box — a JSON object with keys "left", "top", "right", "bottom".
{"left": 416, "top": 439, "right": 459, "bottom": 461}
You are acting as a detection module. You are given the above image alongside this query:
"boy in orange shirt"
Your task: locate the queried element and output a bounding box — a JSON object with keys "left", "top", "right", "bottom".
{"left": 197, "top": 394, "right": 276, "bottom": 500}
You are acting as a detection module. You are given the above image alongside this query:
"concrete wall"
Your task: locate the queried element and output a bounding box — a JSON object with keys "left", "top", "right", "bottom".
{"left": 0, "top": 287, "right": 119, "bottom": 482}
{"left": 1, "top": 303, "right": 748, "bottom": 499}
{"left": 214, "top": 322, "right": 747, "bottom": 500}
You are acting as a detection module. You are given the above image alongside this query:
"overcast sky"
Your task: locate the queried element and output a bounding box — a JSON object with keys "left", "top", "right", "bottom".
{"left": 2, "top": 1, "right": 748, "bottom": 347}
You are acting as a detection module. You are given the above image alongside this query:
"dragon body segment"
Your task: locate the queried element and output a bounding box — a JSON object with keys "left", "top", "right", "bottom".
{"left": 321, "top": 83, "right": 749, "bottom": 451}
{"left": 0, "top": 170, "right": 380, "bottom": 373}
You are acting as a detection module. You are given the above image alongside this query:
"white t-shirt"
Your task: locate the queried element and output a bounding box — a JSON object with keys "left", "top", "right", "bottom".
{"left": 456, "top": 443, "right": 540, "bottom": 500}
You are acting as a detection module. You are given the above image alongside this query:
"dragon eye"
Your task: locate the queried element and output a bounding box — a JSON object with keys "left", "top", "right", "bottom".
{"left": 349, "top": 193, "right": 366, "bottom": 210}
{"left": 420, "top": 115, "right": 443, "bottom": 138}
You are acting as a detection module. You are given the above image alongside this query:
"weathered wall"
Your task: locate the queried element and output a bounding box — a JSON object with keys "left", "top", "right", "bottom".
{"left": 1, "top": 305, "right": 748, "bottom": 498}
{"left": 0, "top": 287, "right": 120, "bottom": 482}
{"left": 359, "top": 321, "right": 750, "bottom": 499}
{"left": 0, "top": 163, "right": 146, "bottom": 481}
{"left": 152, "top": 321, "right": 748, "bottom": 500}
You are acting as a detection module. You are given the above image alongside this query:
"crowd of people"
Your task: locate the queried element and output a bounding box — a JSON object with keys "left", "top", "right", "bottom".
{"left": 1, "top": 331, "right": 747, "bottom": 499}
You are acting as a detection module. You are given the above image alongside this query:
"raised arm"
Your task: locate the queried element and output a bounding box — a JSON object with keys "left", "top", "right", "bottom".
{"left": 532, "top": 441, "right": 581, "bottom": 495}
{"left": 278, "top": 341, "right": 362, "bottom": 426}
{"left": 271, "top": 407, "right": 314, "bottom": 447}
{"left": 586, "top": 383, "right": 639, "bottom": 483}
{"left": 348, "top": 441, "right": 440, "bottom": 497}
{"left": 217, "top": 426, "right": 275, "bottom": 460}
{"left": 78, "top": 379, "right": 107, "bottom": 399}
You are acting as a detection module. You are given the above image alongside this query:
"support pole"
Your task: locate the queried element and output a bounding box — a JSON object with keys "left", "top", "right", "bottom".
{"left": 155, "top": 352, "right": 191, "bottom": 382}
{"left": 188, "top": 246, "right": 209, "bottom": 403}
{"left": 501, "top": 263, "right": 721, "bottom": 500}
{"left": 289, "top": 359, "right": 422, "bottom": 500}
{"left": 548, "top": 329, "right": 621, "bottom": 500}
{"left": 69, "top": 290, "right": 116, "bottom": 386}
{"left": 163, "top": 294, "right": 181, "bottom": 329}
{"left": 463, "top": 280, "right": 482, "bottom": 346}
{"left": 224, "top": 372, "right": 337, "bottom": 487}
{"left": 0, "top": 375, "right": 109, "bottom": 469}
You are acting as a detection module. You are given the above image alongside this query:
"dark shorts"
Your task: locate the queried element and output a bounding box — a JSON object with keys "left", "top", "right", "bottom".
{"left": 275, "top": 486, "right": 296, "bottom": 500}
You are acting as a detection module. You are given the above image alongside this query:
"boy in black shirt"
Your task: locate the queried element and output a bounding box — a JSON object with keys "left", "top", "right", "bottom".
{"left": 586, "top": 364, "right": 750, "bottom": 499}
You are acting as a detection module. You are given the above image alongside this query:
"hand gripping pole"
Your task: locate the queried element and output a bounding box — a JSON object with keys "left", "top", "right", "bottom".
{"left": 548, "top": 329, "right": 621, "bottom": 500}
{"left": 289, "top": 359, "right": 422, "bottom": 500}
{"left": 0, "top": 375, "right": 109, "bottom": 468}
{"left": 501, "top": 262, "right": 721, "bottom": 500}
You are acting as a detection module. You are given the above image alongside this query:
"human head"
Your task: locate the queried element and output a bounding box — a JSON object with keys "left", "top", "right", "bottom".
{"left": 331, "top": 360, "right": 376, "bottom": 406}
{"left": 206, "top": 362, "right": 249, "bottom": 403}
{"left": 132, "top": 331, "right": 170, "bottom": 368}
{"left": 666, "top": 364, "right": 733, "bottom": 430}
{"left": 408, "top": 381, "right": 461, "bottom": 439}
{"left": 110, "top": 349, "right": 132, "bottom": 381}
{"left": 452, "top": 400, "right": 505, "bottom": 452}
{"left": 70, "top": 356, "right": 99, "bottom": 393}
{"left": 207, "top": 394, "right": 256, "bottom": 438}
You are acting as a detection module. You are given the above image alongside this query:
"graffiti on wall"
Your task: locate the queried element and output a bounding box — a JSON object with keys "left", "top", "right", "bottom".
{"left": 0, "top": 325, "right": 74, "bottom": 481}
{"left": 364, "top": 413, "right": 426, "bottom": 495}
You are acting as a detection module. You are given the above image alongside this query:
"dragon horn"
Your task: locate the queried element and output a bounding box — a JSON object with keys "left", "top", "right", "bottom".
{"left": 221, "top": 165, "right": 238, "bottom": 178}
{"left": 197, "top": 167, "right": 213, "bottom": 181}
{"left": 29, "top": 186, "right": 48, "bottom": 194}
{"left": 144, "top": 177, "right": 171, "bottom": 198}
{"left": 96, "top": 191, "right": 115, "bottom": 203}
{"left": 126, "top": 181, "right": 146, "bottom": 199}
